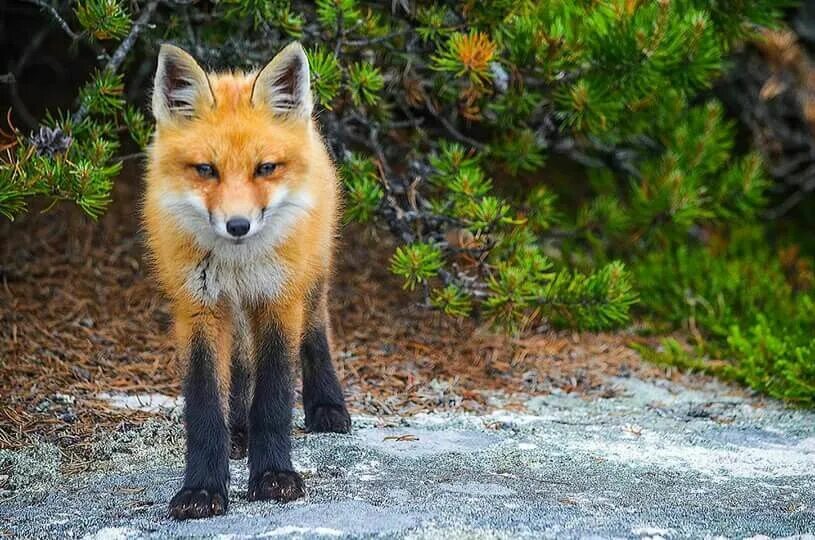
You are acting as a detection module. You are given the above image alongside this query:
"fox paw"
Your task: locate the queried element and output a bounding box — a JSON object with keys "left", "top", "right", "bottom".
{"left": 305, "top": 405, "right": 351, "bottom": 434}
{"left": 230, "top": 429, "right": 248, "bottom": 460}
{"left": 247, "top": 470, "right": 305, "bottom": 503}
{"left": 168, "top": 487, "right": 227, "bottom": 520}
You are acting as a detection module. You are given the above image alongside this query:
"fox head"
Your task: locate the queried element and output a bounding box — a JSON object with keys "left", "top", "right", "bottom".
{"left": 148, "top": 42, "right": 319, "bottom": 246}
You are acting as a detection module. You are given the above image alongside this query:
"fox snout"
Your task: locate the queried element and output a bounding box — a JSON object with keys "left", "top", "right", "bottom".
{"left": 225, "top": 217, "right": 251, "bottom": 237}
{"left": 210, "top": 207, "right": 265, "bottom": 242}
{"left": 204, "top": 176, "right": 270, "bottom": 242}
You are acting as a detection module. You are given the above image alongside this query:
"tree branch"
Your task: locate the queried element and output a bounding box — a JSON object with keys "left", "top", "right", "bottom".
{"left": 22, "top": 0, "right": 80, "bottom": 41}
{"left": 420, "top": 90, "right": 487, "bottom": 151}
{"left": 73, "top": 0, "right": 160, "bottom": 124}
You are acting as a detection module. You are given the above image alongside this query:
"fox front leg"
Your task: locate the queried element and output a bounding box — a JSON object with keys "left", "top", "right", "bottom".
{"left": 246, "top": 306, "right": 305, "bottom": 503}
{"left": 300, "top": 285, "right": 351, "bottom": 433}
{"left": 228, "top": 350, "right": 251, "bottom": 460}
{"left": 301, "top": 326, "right": 351, "bottom": 433}
{"left": 168, "top": 306, "right": 233, "bottom": 520}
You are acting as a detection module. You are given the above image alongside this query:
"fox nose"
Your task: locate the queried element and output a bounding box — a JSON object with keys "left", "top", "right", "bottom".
{"left": 225, "top": 217, "right": 251, "bottom": 238}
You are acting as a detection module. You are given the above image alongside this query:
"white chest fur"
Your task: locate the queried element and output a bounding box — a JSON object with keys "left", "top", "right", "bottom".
{"left": 184, "top": 247, "right": 291, "bottom": 305}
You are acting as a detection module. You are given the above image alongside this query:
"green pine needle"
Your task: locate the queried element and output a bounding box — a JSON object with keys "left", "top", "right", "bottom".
{"left": 390, "top": 243, "right": 444, "bottom": 291}
{"left": 307, "top": 47, "right": 343, "bottom": 109}
{"left": 340, "top": 153, "right": 383, "bottom": 223}
{"left": 75, "top": 0, "right": 131, "bottom": 41}
{"left": 347, "top": 61, "right": 385, "bottom": 107}
{"left": 431, "top": 283, "right": 473, "bottom": 318}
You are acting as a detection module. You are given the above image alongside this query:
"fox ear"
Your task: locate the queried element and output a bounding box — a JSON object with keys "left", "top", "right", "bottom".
{"left": 251, "top": 42, "right": 312, "bottom": 118}
{"left": 152, "top": 44, "right": 214, "bottom": 123}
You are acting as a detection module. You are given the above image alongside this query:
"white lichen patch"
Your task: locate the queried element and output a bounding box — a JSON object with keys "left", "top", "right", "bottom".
{"left": 572, "top": 430, "right": 815, "bottom": 479}
{"left": 744, "top": 535, "right": 815, "bottom": 540}
{"left": 631, "top": 525, "right": 676, "bottom": 539}
{"left": 439, "top": 481, "right": 514, "bottom": 497}
{"left": 357, "top": 427, "right": 499, "bottom": 456}
{"left": 81, "top": 527, "right": 142, "bottom": 540}
{"left": 255, "top": 525, "right": 344, "bottom": 537}
{"left": 96, "top": 392, "right": 183, "bottom": 413}
{"left": 0, "top": 442, "right": 61, "bottom": 494}
{"left": 405, "top": 525, "right": 524, "bottom": 540}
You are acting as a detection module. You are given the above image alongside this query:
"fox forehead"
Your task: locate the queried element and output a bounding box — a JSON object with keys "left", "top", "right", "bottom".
{"left": 152, "top": 73, "right": 312, "bottom": 170}
{"left": 209, "top": 72, "right": 255, "bottom": 109}
{"left": 171, "top": 124, "right": 303, "bottom": 169}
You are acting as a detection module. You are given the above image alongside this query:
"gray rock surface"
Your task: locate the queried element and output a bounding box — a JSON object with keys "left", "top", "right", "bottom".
{"left": 2, "top": 376, "right": 814, "bottom": 539}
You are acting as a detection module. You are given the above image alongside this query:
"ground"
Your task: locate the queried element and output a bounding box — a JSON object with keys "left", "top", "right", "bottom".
{"left": 2, "top": 376, "right": 815, "bottom": 539}
{"left": 1, "top": 178, "right": 814, "bottom": 538}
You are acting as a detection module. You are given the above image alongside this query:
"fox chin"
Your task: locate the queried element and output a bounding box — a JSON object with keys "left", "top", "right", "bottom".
{"left": 142, "top": 41, "right": 351, "bottom": 520}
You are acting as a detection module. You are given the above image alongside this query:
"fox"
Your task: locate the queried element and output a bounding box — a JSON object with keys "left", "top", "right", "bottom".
{"left": 142, "top": 41, "right": 351, "bottom": 520}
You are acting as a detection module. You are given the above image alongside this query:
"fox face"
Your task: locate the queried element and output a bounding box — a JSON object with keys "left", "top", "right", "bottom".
{"left": 148, "top": 42, "right": 316, "bottom": 248}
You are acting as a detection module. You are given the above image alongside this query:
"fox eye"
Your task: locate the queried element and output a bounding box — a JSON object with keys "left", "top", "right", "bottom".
{"left": 255, "top": 162, "right": 278, "bottom": 177}
{"left": 194, "top": 163, "right": 218, "bottom": 179}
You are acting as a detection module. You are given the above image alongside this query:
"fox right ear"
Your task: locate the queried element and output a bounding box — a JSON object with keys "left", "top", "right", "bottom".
{"left": 152, "top": 44, "right": 214, "bottom": 123}
{"left": 251, "top": 42, "right": 312, "bottom": 118}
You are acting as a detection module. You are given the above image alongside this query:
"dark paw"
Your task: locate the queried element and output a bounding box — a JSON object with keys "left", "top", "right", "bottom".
{"left": 247, "top": 470, "right": 305, "bottom": 503}
{"left": 306, "top": 405, "right": 351, "bottom": 434}
{"left": 168, "top": 487, "right": 227, "bottom": 520}
{"left": 230, "top": 429, "right": 248, "bottom": 460}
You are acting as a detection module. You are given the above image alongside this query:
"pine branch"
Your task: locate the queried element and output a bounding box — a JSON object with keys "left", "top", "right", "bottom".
{"left": 22, "top": 0, "right": 81, "bottom": 41}
{"left": 420, "top": 90, "right": 486, "bottom": 152}
{"left": 73, "top": 0, "right": 160, "bottom": 124}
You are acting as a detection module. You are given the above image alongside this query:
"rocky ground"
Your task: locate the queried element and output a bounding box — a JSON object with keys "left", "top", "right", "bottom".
{"left": 2, "top": 374, "right": 814, "bottom": 539}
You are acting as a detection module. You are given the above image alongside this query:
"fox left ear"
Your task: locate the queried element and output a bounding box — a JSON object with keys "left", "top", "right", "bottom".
{"left": 251, "top": 42, "right": 313, "bottom": 119}
{"left": 152, "top": 44, "right": 214, "bottom": 123}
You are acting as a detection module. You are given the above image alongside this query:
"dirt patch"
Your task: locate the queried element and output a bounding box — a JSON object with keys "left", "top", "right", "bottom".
{"left": 0, "top": 171, "right": 722, "bottom": 471}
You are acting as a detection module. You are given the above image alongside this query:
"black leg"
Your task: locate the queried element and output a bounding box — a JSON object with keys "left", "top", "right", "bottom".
{"left": 246, "top": 323, "right": 305, "bottom": 503}
{"left": 228, "top": 354, "right": 250, "bottom": 460}
{"left": 301, "top": 324, "right": 351, "bottom": 433}
{"left": 169, "top": 334, "right": 230, "bottom": 520}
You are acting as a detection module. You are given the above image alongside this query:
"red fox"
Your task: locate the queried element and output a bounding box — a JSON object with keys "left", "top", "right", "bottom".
{"left": 143, "top": 41, "right": 351, "bottom": 520}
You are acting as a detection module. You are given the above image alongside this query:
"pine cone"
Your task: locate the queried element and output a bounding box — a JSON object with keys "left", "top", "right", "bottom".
{"left": 29, "top": 126, "right": 72, "bottom": 157}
